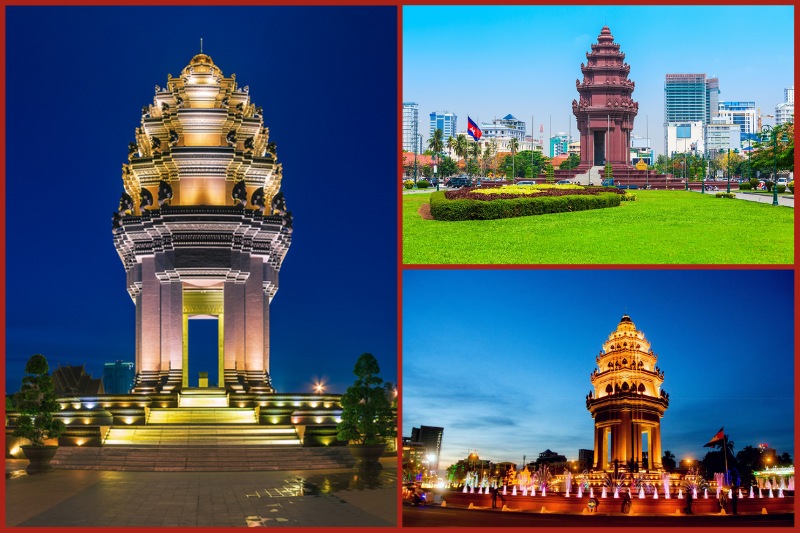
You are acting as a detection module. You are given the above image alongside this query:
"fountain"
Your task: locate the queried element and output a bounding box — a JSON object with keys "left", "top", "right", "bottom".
{"left": 601, "top": 486, "right": 607, "bottom": 498}
{"left": 759, "top": 488, "right": 762, "bottom": 498}
{"left": 614, "top": 487, "right": 619, "bottom": 498}
{"left": 662, "top": 472, "right": 671, "bottom": 499}
{"left": 749, "top": 486, "right": 754, "bottom": 498}
{"left": 778, "top": 488, "right": 783, "bottom": 498}
{"left": 738, "top": 488, "right": 744, "bottom": 499}
{"left": 677, "top": 489, "right": 683, "bottom": 499}
{"left": 564, "top": 469, "right": 572, "bottom": 497}
{"left": 653, "top": 487, "right": 658, "bottom": 499}
{"left": 639, "top": 486, "right": 645, "bottom": 499}
{"left": 693, "top": 488, "right": 698, "bottom": 499}
{"left": 727, "top": 488, "right": 732, "bottom": 499}
{"left": 469, "top": 486, "right": 474, "bottom": 494}
{"left": 522, "top": 486, "right": 527, "bottom": 496}
{"left": 703, "top": 488, "right": 708, "bottom": 499}
{"left": 542, "top": 486, "right": 546, "bottom": 497}
{"left": 769, "top": 488, "right": 774, "bottom": 498}
{"left": 589, "top": 487, "right": 594, "bottom": 498}
{"left": 462, "top": 485, "right": 468, "bottom": 493}
{"left": 577, "top": 486, "right": 582, "bottom": 498}
{"left": 789, "top": 477, "right": 795, "bottom": 491}
{"left": 531, "top": 487, "right": 536, "bottom": 497}
{"left": 502, "top": 485, "right": 507, "bottom": 495}
{"left": 512, "top": 486, "right": 516, "bottom": 496}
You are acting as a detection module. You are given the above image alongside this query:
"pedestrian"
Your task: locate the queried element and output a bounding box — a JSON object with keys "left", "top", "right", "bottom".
{"left": 621, "top": 489, "right": 632, "bottom": 514}
{"left": 731, "top": 486, "right": 738, "bottom": 515}
{"left": 684, "top": 489, "right": 694, "bottom": 514}
{"left": 491, "top": 486, "right": 499, "bottom": 509}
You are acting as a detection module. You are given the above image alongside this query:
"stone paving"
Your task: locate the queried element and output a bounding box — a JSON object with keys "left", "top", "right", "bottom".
{"left": 5, "top": 457, "right": 397, "bottom": 527}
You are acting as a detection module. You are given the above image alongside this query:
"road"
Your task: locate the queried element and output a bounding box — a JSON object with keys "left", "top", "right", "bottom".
{"left": 403, "top": 504, "right": 794, "bottom": 527}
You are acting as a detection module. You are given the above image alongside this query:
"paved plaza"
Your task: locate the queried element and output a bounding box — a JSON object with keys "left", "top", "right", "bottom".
{"left": 5, "top": 457, "right": 397, "bottom": 527}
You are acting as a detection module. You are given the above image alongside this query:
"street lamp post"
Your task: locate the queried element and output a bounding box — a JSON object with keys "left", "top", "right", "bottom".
{"left": 701, "top": 151, "right": 706, "bottom": 194}
{"left": 726, "top": 149, "right": 731, "bottom": 194}
{"left": 684, "top": 155, "right": 688, "bottom": 191}
{"left": 761, "top": 125, "right": 779, "bottom": 206}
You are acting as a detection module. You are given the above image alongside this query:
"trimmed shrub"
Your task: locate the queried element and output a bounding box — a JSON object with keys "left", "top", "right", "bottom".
{"left": 738, "top": 182, "right": 752, "bottom": 190}
{"left": 777, "top": 184, "right": 786, "bottom": 194}
{"left": 429, "top": 190, "right": 621, "bottom": 221}
{"left": 788, "top": 181, "right": 794, "bottom": 194}
{"left": 749, "top": 178, "right": 760, "bottom": 190}
{"left": 715, "top": 192, "right": 736, "bottom": 199}
{"left": 417, "top": 180, "right": 430, "bottom": 189}
{"left": 621, "top": 193, "right": 636, "bottom": 201}
{"left": 764, "top": 180, "right": 774, "bottom": 192}
{"left": 403, "top": 180, "right": 414, "bottom": 190}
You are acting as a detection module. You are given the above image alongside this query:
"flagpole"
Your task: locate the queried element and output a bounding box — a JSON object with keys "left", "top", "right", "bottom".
{"left": 723, "top": 434, "right": 729, "bottom": 486}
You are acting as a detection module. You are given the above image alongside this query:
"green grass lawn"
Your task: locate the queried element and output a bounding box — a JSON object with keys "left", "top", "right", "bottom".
{"left": 403, "top": 190, "right": 794, "bottom": 264}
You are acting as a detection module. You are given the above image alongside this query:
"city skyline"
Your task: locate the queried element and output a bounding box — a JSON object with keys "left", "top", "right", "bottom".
{"left": 5, "top": 6, "right": 397, "bottom": 395}
{"left": 404, "top": 5, "right": 794, "bottom": 158}
{"left": 403, "top": 270, "right": 794, "bottom": 470}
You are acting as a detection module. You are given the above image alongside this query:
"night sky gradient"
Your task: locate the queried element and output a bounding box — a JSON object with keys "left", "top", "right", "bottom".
{"left": 5, "top": 7, "right": 398, "bottom": 395}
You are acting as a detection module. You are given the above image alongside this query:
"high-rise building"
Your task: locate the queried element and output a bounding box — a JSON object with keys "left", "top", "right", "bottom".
{"left": 481, "top": 114, "right": 526, "bottom": 142}
{"left": 664, "top": 74, "right": 719, "bottom": 154}
{"left": 429, "top": 111, "right": 457, "bottom": 144}
{"left": 775, "top": 86, "right": 794, "bottom": 126}
{"left": 549, "top": 132, "right": 572, "bottom": 157}
{"left": 718, "top": 101, "right": 756, "bottom": 138}
{"left": 104, "top": 360, "right": 136, "bottom": 394}
{"left": 411, "top": 425, "right": 444, "bottom": 473}
{"left": 403, "top": 102, "right": 420, "bottom": 153}
{"left": 665, "top": 121, "right": 704, "bottom": 156}
{"left": 705, "top": 117, "right": 741, "bottom": 153}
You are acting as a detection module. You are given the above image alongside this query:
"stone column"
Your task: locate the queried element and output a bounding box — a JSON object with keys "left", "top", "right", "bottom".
{"left": 593, "top": 426, "right": 601, "bottom": 470}
{"left": 160, "top": 280, "right": 183, "bottom": 374}
{"left": 140, "top": 257, "right": 161, "bottom": 376}
{"left": 244, "top": 257, "right": 265, "bottom": 373}
{"left": 224, "top": 280, "right": 246, "bottom": 373}
{"left": 652, "top": 425, "right": 663, "bottom": 470}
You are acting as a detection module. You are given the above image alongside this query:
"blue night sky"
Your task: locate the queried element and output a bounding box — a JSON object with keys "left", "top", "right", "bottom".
{"left": 5, "top": 7, "right": 397, "bottom": 395}
{"left": 404, "top": 5, "right": 794, "bottom": 157}
{"left": 403, "top": 269, "right": 794, "bottom": 468}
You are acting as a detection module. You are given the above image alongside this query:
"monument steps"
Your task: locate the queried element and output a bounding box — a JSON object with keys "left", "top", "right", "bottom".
{"left": 147, "top": 407, "right": 258, "bottom": 424}
{"left": 50, "top": 445, "right": 356, "bottom": 471}
{"left": 104, "top": 424, "right": 301, "bottom": 446}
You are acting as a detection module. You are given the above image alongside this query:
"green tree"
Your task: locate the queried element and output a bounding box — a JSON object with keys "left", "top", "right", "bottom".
{"left": 427, "top": 129, "right": 445, "bottom": 182}
{"left": 735, "top": 445, "right": 763, "bottom": 487}
{"left": 508, "top": 137, "right": 520, "bottom": 179}
{"left": 455, "top": 134, "right": 469, "bottom": 169}
{"left": 439, "top": 156, "right": 458, "bottom": 177}
{"left": 469, "top": 142, "right": 481, "bottom": 176}
{"left": 545, "top": 163, "right": 555, "bottom": 183}
{"left": 604, "top": 161, "right": 613, "bottom": 183}
{"left": 12, "top": 354, "right": 65, "bottom": 447}
{"left": 446, "top": 135, "right": 457, "bottom": 159}
{"left": 751, "top": 121, "right": 794, "bottom": 178}
{"left": 559, "top": 153, "right": 580, "bottom": 170}
{"left": 481, "top": 142, "right": 495, "bottom": 176}
{"left": 336, "top": 353, "right": 396, "bottom": 445}
{"left": 662, "top": 450, "right": 677, "bottom": 471}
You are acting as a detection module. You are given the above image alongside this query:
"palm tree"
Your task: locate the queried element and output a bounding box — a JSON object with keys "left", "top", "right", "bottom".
{"left": 446, "top": 135, "right": 457, "bottom": 159}
{"left": 455, "top": 134, "right": 468, "bottom": 172}
{"left": 482, "top": 143, "right": 495, "bottom": 177}
{"left": 470, "top": 142, "right": 481, "bottom": 170}
{"left": 509, "top": 137, "right": 520, "bottom": 178}
{"left": 428, "top": 129, "right": 444, "bottom": 183}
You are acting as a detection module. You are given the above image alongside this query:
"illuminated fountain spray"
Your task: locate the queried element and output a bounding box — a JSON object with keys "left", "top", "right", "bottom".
{"left": 564, "top": 469, "right": 572, "bottom": 497}
{"left": 662, "top": 472, "right": 671, "bottom": 499}
{"left": 638, "top": 486, "right": 645, "bottom": 499}
{"left": 653, "top": 486, "right": 658, "bottom": 499}
{"left": 601, "top": 486, "right": 607, "bottom": 498}
{"left": 677, "top": 488, "right": 683, "bottom": 499}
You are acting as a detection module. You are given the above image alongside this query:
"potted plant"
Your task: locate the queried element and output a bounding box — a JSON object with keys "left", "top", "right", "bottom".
{"left": 336, "top": 353, "right": 396, "bottom": 467}
{"left": 12, "top": 354, "right": 65, "bottom": 474}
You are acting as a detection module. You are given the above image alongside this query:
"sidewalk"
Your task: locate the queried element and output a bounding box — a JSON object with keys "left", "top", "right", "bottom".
{"left": 5, "top": 457, "right": 397, "bottom": 527}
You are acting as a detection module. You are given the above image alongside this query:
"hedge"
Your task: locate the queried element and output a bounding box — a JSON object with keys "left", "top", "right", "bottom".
{"left": 429, "top": 190, "right": 622, "bottom": 221}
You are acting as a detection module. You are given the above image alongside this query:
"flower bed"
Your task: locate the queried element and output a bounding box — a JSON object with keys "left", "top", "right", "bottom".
{"left": 429, "top": 189, "right": 623, "bottom": 221}
{"left": 447, "top": 184, "right": 621, "bottom": 201}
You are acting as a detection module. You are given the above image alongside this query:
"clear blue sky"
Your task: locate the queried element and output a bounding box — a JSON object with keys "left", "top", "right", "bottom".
{"left": 5, "top": 7, "right": 397, "bottom": 395}
{"left": 404, "top": 5, "right": 794, "bottom": 157}
{"left": 403, "top": 269, "right": 794, "bottom": 469}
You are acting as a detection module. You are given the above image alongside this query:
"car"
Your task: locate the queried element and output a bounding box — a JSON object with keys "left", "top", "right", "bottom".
{"left": 556, "top": 179, "right": 572, "bottom": 185}
{"left": 448, "top": 177, "right": 472, "bottom": 188}
{"left": 516, "top": 180, "right": 536, "bottom": 185}
{"left": 777, "top": 177, "right": 788, "bottom": 185}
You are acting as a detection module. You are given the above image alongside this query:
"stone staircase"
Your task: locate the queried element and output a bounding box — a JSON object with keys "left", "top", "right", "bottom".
{"left": 48, "top": 387, "right": 355, "bottom": 471}
{"left": 50, "top": 445, "right": 355, "bottom": 471}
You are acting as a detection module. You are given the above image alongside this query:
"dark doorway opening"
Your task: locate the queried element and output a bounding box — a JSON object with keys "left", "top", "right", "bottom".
{"left": 594, "top": 130, "right": 605, "bottom": 165}
{"left": 188, "top": 318, "right": 219, "bottom": 387}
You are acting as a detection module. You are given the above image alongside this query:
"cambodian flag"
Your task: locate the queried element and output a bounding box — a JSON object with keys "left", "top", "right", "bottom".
{"left": 467, "top": 117, "right": 482, "bottom": 141}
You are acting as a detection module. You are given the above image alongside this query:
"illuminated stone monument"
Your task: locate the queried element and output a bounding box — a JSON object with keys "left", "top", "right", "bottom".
{"left": 586, "top": 315, "right": 669, "bottom": 472}
{"left": 112, "top": 53, "right": 292, "bottom": 394}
